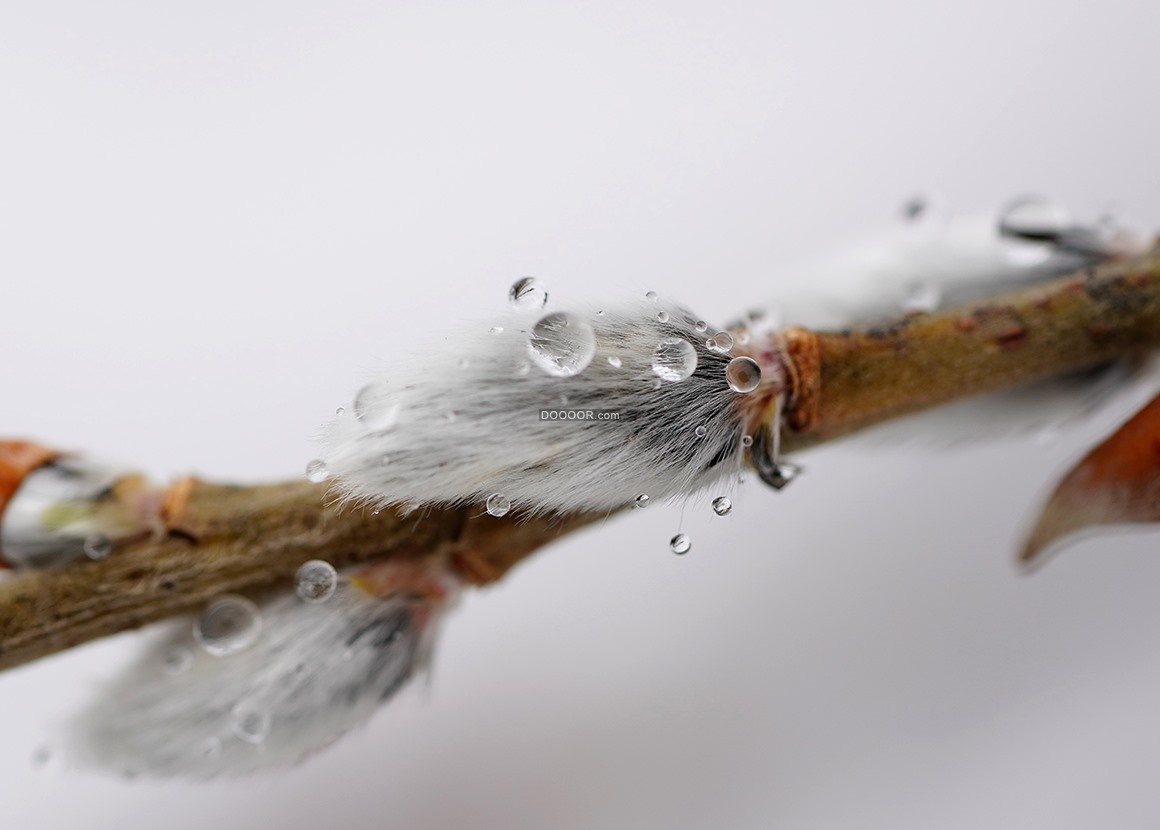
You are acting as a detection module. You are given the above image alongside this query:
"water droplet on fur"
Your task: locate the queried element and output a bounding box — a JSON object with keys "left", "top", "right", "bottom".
{"left": 656, "top": 310, "right": 670, "bottom": 323}
{"left": 694, "top": 320, "right": 708, "bottom": 333}
{"left": 335, "top": 406, "right": 345, "bottom": 416}
{"left": 486, "top": 493, "right": 511, "bottom": 517}
{"left": 509, "top": 277, "right": 548, "bottom": 309}
{"left": 694, "top": 425, "right": 707, "bottom": 438}
{"left": 998, "top": 196, "right": 1071, "bottom": 265}
{"left": 527, "top": 312, "right": 596, "bottom": 377}
{"left": 608, "top": 355, "right": 622, "bottom": 368}
{"left": 305, "top": 459, "right": 329, "bottom": 483}
{"left": 354, "top": 384, "right": 398, "bottom": 431}
{"left": 726, "top": 357, "right": 762, "bottom": 393}
{"left": 517, "top": 362, "right": 531, "bottom": 377}
{"left": 741, "top": 434, "right": 754, "bottom": 448}
{"left": 296, "top": 560, "right": 338, "bottom": 603}
{"left": 231, "top": 701, "right": 272, "bottom": 745}
{"left": 489, "top": 326, "right": 504, "bottom": 335}
{"left": 709, "top": 331, "right": 734, "bottom": 352}
{"left": 651, "top": 337, "right": 697, "bottom": 382}
{"left": 161, "top": 646, "right": 194, "bottom": 675}
{"left": 634, "top": 493, "right": 650, "bottom": 508}
{"left": 194, "top": 595, "right": 262, "bottom": 657}
{"left": 83, "top": 533, "right": 111, "bottom": 560}
{"left": 669, "top": 533, "right": 691, "bottom": 555}
{"left": 645, "top": 290, "right": 658, "bottom": 301}
{"left": 712, "top": 497, "right": 732, "bottom": 516}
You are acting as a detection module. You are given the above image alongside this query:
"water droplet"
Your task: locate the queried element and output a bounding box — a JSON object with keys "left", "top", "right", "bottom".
{"left": 651, "top": 337, "right": 698, "bottom": 382}
{"left": 634, "top": 493, "right": 650, "bottom": 508}
{"left": 486, "top": 493, "right": 511, "bottom": 517}
{"left": 596, "top": 310, "right": 605, "bottom": 316}
{"left": 380, "top": 453, "right": 391, "bottom": 465}
{"left": 509, "top": 277, "right": 548, "bottom": 309}
{"left": 353, "top": 384, "right": 398, "bottom": 431}
{"left": 516, "top": 362, "right": 531, "bottom": 377}
{"left": 694, "top": 320, "right": 708, "bottom": 333}
{"left": 83, "top": 533, "right": 112, "bottom": 560}
{"left": 741, "top": 434, "right": 754, "bottom": 448}
{"left": 645, "top": 290, "right": 658, "bottom": 301}
{"left": 489, "top": 326, "right": 504, "bottom": 335}
{"left": 709, "top": 331, "right": 734, "bottom": 353}
{"left": 305, "top": 459, "right": 329, "bottom": 483}
{"left": 527, "top": 312, "right": 597, "bottom": 377}
{"left": 608, "top": 355, "right": 622, "bottom": 368}
{"left": 656, "top": 310, "right": 670, "bottom": 323}
{"left": 736, "top": 329, "right": 751, "bottom": 345}
{"left": 194, "top": 736, "right": 222, "bottom": 758}
{"left": 231, "top": 701, "right": 272, "bottom": 745}
{"left": 760, "top": 461, "right": 802, "bottom": 491}
{"left": 335, "top": 406, "right": 345, "bottom": 416}
{"left": 901, "top": 283, "right": 941, "bottom": 313}
{"left": 694, "top": 425, "right": 707, "bottom": 438}
{"left": 194, "top": 595, "right": 262, "bottom": 657}
{"left": 998, "top": 196, "right": 1071, "bottom": 265}
{"left": 712, "top": 497, "right": 732, "bottom": 516}
{"left": 161, "top": 646, "right": 194, "bottom": 675}
{"left": 669, "top": 533, "right": 691, "bottom": 555}
{"left": 725, "top": 357, "right": 762, "bottom": 393}
{"left": 296, "top": 560, "right": 338, "bottom": 603}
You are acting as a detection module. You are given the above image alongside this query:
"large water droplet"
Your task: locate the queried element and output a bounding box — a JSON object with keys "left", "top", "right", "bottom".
{"left": 486, "top": 493, "right": 511, "bottom": 517}
{"left": 634, "top": 493, "right": 650, "bottom": 509}
{"left": 296, "top": 560, "right": 338, "bottom": 603}
{"left": 527, "top": 312, "right": 596, "bottom": 377}
{"left": 669, "top": 533, "right": 691, "bottom": 555}
{"left": 509, "top": 277, "right": 548, "bottom": 309}
{"left": 231, "top": 701, "right": 272, "bottom": 745}
{"left": 998, "top": 196, "right": 1071, "bottom": 265}
{"left": 712, "top": 497, "right": 732, "bottom": 516}
{"left": 305, "top": 459, "right": 329, "bottom": 483}
{"left": 83, "top": 533, "right": 112, "bottom": 560}
{"left": 709, "top": 331, "right": 734, "bottom": 353}
{"left": 194, "top": 595, "right": 262, "bottom": 657}
{"left": 353, "top": 384, "right": 398, "bottom": 431}
{"left": 651, "top": 337, "right": 697, "bottom": 382}
{"left": 725, "top": 357, "right": 762, "bottom": 393}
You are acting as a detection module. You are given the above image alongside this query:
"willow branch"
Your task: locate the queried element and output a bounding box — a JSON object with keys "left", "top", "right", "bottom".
{"left": 2, "top": 249, "right": 1159, "bottom": 672}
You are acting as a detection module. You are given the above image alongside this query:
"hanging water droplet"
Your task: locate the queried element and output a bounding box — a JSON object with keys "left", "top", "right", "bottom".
{"left": 161, "top": 646, "right": 194, "bottom": 676}
{"left": 651, "top": 337, "right": 698, "bottom": 382}
{"left": 489, "top": 326, "right": 504, "bottom": 335}
{"left": 526, "top": 312, "right": 597, "bottom": 377}
{"left": 694, "top": 320, "right": 708, "bottom": 333}
{"left": 305, "top": 459, "right": 329, "bottom": 483}
{"left": 762, "top": 461, "right": 802, "bottom": 491}
{"left": 83, "top": 533, "right": 112, "bottom": 560}
{"left": 194, "top": 595, "right": 262, "bottom": 657}
{"left": 712, "top": 497, "right": 732, "bottom": 516}
{"left": 741, "top": 434, "right": 754, "bottom": 448}
{"left": 296, "top": 559, "right": 338, "bottom": 603}
{"left": 709, "top": 331, "right": 734, "bottom": 353}
{"left": 694, "top": 425, "right": 707, "bottom": 438}
{"left": 998, "top": 196, "right": 1071, "bottom": 265}
{"left": 656, "top": 310, "right": 670, "bottom": 323}
{"left": 353, "top": 383, "right": 398, "bottom": 431}
{"left": 645, "top": 290, "right": 658, "bottom": 301}
{"left": 725, "top": 357, "right": 762, "bottom": 393}
{"left": 486, "top": 493, "right": 511, "bottom": 517}
{"left": 634, "top": 493, "right": 650, "bottom": 508}
{"left": 901, "top": 282, "right": 941, "bottom": 313}
{"left": 231, "top": 701, "right": 272, "bottom": 745}
{"left": 335, "top": 406, "right": 345, "bottom": 416}
{"left": 669, "top": 534, "right": 691, "bottom": 555}
{"left": 509, "top": 277, "right": 548, "bottom": 309}
{"left": 608, "top": 355, "right": 622, "bottom": 368}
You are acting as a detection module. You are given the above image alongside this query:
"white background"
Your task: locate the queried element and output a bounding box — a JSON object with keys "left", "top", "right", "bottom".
{"left": 2, "top": 1, "right": 1160, "bottom": 827}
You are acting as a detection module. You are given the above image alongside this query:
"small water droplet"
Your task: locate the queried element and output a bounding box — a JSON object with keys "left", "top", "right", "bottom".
{"left": 194, "top": 595, "right": 262, "bottom": 657}
{"left": 83, "top": 533, "right": 112, "bottom": 560}
{"left": 335, "top": 406, "right": 345, "bottom": 416}
{"left": 489, "top": 326, "right": 504, "bottom": 335}
{"left": 527, "top": 312, "right": 597, "bottom": 377}
{"left": 161, "top": 646, "right": 194, "bottom": 675}
{"left": 371, "top": 507, "right": 382, "bottom": 516}
{"left": 669, "top": 533, "right": 691, "bottom": 555}
{"left": 741, "top": 434, "right": 754, "bottom": 448}
{"left": 656, "top": 310, "right": 670, "bottom": 323}
{"left": 694, "top": 425, "right": 707, "bottom": 438}
{"left": 651, "top": 337, "right": 698, "bottom": 382}
{"left": 694, "top": 320, "right": 708, "bottom": 333}
{"left": 645, "top": 290, "right": 658, "bottom": 301}
{"left": 998, "top": 196, "right": 1071, "bottom": 266}
{"left": 709, "top": 331, "right": 734, "bottom": 352}
{"left": 231, "top": 701, "right": 272, "bottom": 745}
{"left": 596, "top": 310, "right": 605, "bottom": 316}
{"left": 194, "top": 736, "right": 222, "bottom": 758}
{"left": 608, "top": 355, "right": 622, "bottom": 368}
{"left": 517, "top": 362, "right": 531, "bottom": 377}
{"left": 634, "top": 493, "right": 650, "bottom": 508}
{"left": 296, "top": 560, "right": 338, "bottom": 603}
{"left": 712, "top": 497, "right": 732, "bottom": 516}
{"left": 725, "top": 357, "right": 762, "bottom": 393}
{"left": 486, "top": 493, "right": 511, "bottom": 517}
{"left": 509, "top": 277, "right": 548, "bottom": 309}
{"left": 305, "top": 459, "right": 329, "bottom": 483}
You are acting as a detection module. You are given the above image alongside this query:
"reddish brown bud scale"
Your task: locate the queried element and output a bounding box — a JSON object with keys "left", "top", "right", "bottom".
{"left": 0, "top": 441, "right": 60, "bottom": 567}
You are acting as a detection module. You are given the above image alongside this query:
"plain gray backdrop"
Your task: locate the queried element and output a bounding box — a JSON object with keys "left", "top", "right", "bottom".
{"left": 2, "top": 1, "right": 1159, "bottom": 827}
